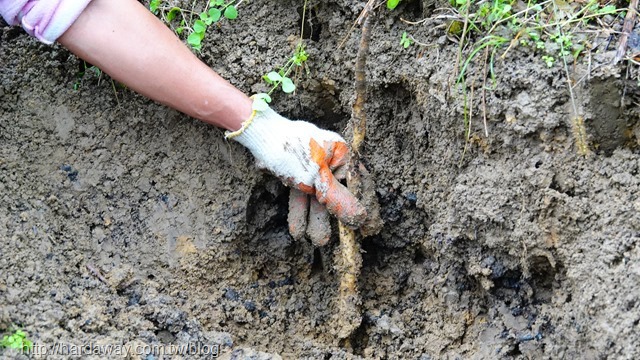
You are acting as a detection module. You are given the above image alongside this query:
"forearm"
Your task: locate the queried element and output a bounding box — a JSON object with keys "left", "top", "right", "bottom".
{"left": 57, "top": 0, "right": 251, "bottom": 131}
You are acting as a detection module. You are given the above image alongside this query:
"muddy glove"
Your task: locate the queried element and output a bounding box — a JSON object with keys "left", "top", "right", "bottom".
{"left": 226, "top": 106, "right": 367, "bottom": 245}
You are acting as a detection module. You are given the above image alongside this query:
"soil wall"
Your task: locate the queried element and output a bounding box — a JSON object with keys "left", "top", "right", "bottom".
{"left": 1, "top": 1, "right": 639, "bottom": 358}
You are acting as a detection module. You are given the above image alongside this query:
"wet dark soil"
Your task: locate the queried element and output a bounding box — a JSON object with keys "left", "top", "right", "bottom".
{"left": 1, "top": 0, "right": 640, "bottom": 359}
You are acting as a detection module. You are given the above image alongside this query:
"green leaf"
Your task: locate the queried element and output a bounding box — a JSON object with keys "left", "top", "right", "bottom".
{"left": 265, "top": 71, "right": 283, "bottom": 82}
{"left": 281, "top": 77, "right": 296, "bottom": 93}
{"left": 224, "top": 5, "right": 238, "bottom": 19}
{"left": 387, "top": 0, "right": 401, "bottom": 10}
{"left": 400, "top": 32, "right": 413, "bottom": 48}
{"left": 176, "top": 26, "right": 185, "bottom": 35}
{"left": 23, "top": 339, "right": 33, "bottom": 351}
{"left": 252, "top": 99, "right": 269, "bottom": 111}
{"left": 187, "top": 32, "right": 203, "bottom": 47}
{"left": 252, "top": 93, "right": 271, "bottom": 111}
{"left": 209, "top": 8, "right": 222, "bottom": 22}
{"left": 193, "top": 19, "right": 207, "bottom": 33}
{"left": 599, "top": 4, "right": 616, "bottom": 14}
{"left": 150, "top": 0, "right": 160, "bottom": 13}
{"left": 167, "top": 7, "right": 180, "bottom": 21}
{"left": 253, "top": 93, "right": 271, "bottom": 102}
{"left": 215, "top": 0, "right": 225, "bottom": 5}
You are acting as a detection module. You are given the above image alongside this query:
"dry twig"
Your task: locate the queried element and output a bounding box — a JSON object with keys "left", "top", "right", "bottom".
{"left": 614, "top": 0, "right": 639, "bottom": 63}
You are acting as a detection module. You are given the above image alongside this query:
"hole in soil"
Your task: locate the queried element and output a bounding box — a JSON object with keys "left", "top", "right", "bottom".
{"left": 413, "top": 247, "right": 426, "bottom": 264}
{"left": 529, "top": 255, "right": 555, "bottom": 304}
{"left": 403, "top": 0, "right": 424, "bottom": 19}
{"left": 298, "top": 7, "right": 321, "bottom": 41}
{"left": 361, "top": 237, "right": 381, "bottom": 267}
{"left": 311, "top": 248, "right": 323, "bottom": 275}
{"left": 491, "top": 269, "right": 524, "bottom": 302}
{"left": 549, "top": 175, "right": 575, "bottom": 197}
{"left": 506, "top": 343, "right": 522, "bottom": 356}
{"left": 347, "top": 321, "right": 369, "bottom": 356}
{"left": 245, "top": 179, "right": 288, "bottom": 229}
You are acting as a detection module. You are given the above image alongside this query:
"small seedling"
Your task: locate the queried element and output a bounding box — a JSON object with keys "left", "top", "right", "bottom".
{"left": 400, "top": 32, "right": 414, "bottom": 48}
{"left": 253, "top": 0, "right": 310, "bottom": 111}
{"left": 0, "top": 328, "right": 33, "bottom": 352}
{"left": 73, "top": 60, "right": 104, "bottom": 91}
{"left": 542, "top": 55, "right": 555, "bottom": 67}
{"left": 253, "top": 43, "right": 309, "bottom": 111}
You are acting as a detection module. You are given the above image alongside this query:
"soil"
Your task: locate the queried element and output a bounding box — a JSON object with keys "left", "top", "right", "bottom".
{"left": 2, "top": 0, "right": 640, "bottom": 359}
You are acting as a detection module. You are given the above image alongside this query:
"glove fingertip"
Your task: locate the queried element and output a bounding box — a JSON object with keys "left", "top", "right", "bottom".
{"left": 316, "top": 170, "right": 367, "bottom": 228}
{"left": 288, "top": 189, "right": 309, "bottom": 240}
{"left": 306, "top": 198, "right": 332, "bottom": 246}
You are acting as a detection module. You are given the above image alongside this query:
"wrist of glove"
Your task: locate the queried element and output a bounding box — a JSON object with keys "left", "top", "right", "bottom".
{"left": 226, "top": 106, "right": 366, "bottom": 244}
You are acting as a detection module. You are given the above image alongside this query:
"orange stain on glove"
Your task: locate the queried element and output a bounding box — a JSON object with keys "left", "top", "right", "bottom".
{"left": 309, "top": 139, "right": 366, "bottom": 227}
{"left": 328, "top": 141, "right": 349, "bottom": 170}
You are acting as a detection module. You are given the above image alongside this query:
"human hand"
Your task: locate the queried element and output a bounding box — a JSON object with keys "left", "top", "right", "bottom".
{"left": 226, "top": 106, "right": 367, "bottom": 245}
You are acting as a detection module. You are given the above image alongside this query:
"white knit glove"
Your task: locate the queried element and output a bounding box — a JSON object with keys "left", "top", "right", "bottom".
{"left": 226, "top": 106, "right": 366, "bottom": 245}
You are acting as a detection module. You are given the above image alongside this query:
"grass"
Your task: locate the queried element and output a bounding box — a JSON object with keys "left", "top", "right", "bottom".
{"left": 442, "top": 0, "right": 625, "bottom": 161}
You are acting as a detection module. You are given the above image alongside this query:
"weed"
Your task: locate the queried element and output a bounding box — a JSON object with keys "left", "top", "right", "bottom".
{"left": 72, "top": 61, "right": 123, "bottom": 104}
{"left": 1, "top": 328, "right": 33, "bottom": 352}
{"left": 441, "top": 0, "right": 625, "bottom": 161}
{"left": 253, "top": 41, "right": 309, "bottom": 111}
{"left": 151, "top": 0, "right": 239, "bottom": 51}
{"left": 73, "top": 61, "right": 101, "bottom": 91}
{"left": 476, "top": 0, "right": 513, "bottom": 29}
{"left": 400, "top": 31, "right": 414, "bottom": 48}
{"left": 252, "top": 0, "right": 310, "bottom": 111}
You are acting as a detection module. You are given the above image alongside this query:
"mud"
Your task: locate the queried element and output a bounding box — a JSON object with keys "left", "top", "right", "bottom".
{"left": 1, "top": 0, "right": 640, "bottom": 359}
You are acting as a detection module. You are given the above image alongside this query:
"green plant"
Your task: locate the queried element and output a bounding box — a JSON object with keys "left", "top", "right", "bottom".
{"left": 151, "top": 0, "right": 239, "bottom": 51}
{"left": 476, "top": 0, "right": 513, "bottom": 29}
{"left": 387, "top": 0, "right": 403, "bottom": 10}
{"left": 551, "top": 32, "right": 573, "bottom": 56}
{"left": 253, "top": 42, "right": 309, "bottom": 111}
{"left": 73, "top": 61, "right": 101, "bottom": 91}
{"left": 444, "top": 0, "right": 626, "bottom": 162}
{"left": 1, "top": 328, "right": 33, "bottom": 352}
{"left": 252, "top": 0, "right": 310, "bottom": 111}
{"left": 400, "top": 31, "right": 414, "bottom": 48}
{"left": 72, "top": 61, "right": 123, "bottom": 104}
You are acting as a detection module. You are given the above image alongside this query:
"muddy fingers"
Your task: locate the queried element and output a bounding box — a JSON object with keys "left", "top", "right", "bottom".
{"left": 306, "top": 198, "right": 331, "bottom": 246}
{"left": 288, "top": 188, "right": 309, "bottom": 241}
{"left": 288, "top": 190, "right": 332, "bottom": 246}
